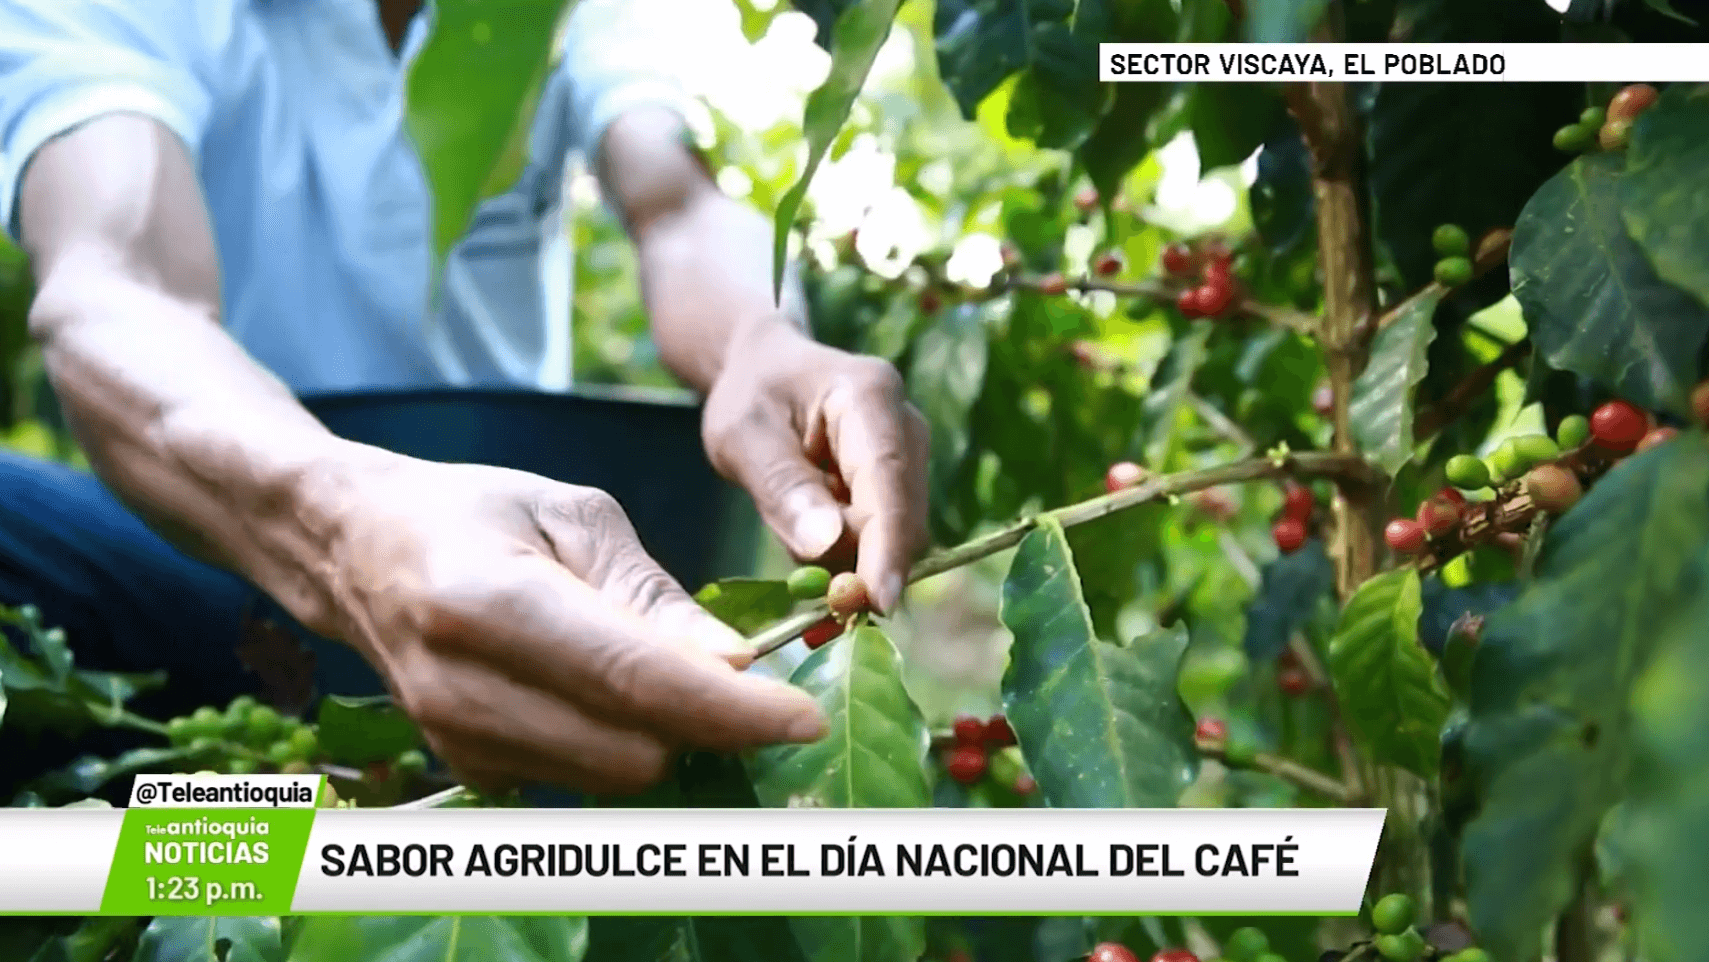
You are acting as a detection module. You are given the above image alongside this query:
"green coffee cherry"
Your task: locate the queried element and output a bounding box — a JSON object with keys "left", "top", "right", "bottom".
{"left": 1434, "top": 256, "right": 1474, "bottom": 287}
{"left": 1554, "top": 123, "right": 1593, "bottom": 152}
{"left": 1441, "top": 552, "right": 1475, "bottom": 588}
{"left": 167, "top": 716, "right": 196, "bottom": 746}
{"left": 1557, "top": 414, "right": 1591, "bottom": 449}
{"left": 1431, "top": 224, "right": 1469, "bottom": 257}
{"left": 1580, "top": 106, "right": 1607, "bottom": 129}
{"left": 1373, "top": 930, "right": 1425, "bottom": 962}
{"left": 395, "top": 749, "right": 428, "bottom": 777}
{"left": 1487, "top": 439, "right": 1524, "bottom": 484}
{"left": 1445, "top": 454, "right": 1490, "bottom": 490}
{"left": 226, "top": 757, "right": 259, "bottom": 776}
{"left": 1225, "top": 926, "right": 1270, "bottom": 961}
{"left": 226, "top": 694, "right": 257, "bottom": 718}
{"left": 287, "top": 726, "right": 319, "bottom": 761}
{"left": 188, "top": 737, "right": 219, "bottom": 756}
{"left": 1444, "top": 950, "right": 1490, "bottom": 962}
{"left": 189, "top": 706, "right": 223, "bottom": 737}
{"left": 786, "top": 566, "right": 832, "bottom": 600}
{"left": 1372, "top": 893, "right": 1416, "bottom": 934}
{"left": 266, "top": 739, "right": 297, "bottom": 767}
{"left": 1512, "top": 433, "right": 1559, "bottom": 467}
{"left": 245, "top": 705, "right": 283, "bottom": 745}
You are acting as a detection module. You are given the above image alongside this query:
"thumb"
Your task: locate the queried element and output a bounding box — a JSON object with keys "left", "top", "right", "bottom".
{"left": 713, "top": 425, "right": 845, "bottom": 561}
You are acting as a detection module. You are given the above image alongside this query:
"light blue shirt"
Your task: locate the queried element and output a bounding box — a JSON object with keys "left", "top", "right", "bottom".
{"left": 0, "top": 0, "right": 692, "bottom": 393}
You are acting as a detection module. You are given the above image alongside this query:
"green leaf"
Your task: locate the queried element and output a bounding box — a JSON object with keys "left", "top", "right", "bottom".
{"left": 772, "top": 0, "right": 903, "bottom": 298}
{"left": 286, "top": 916, "right": 586, "bottom": 962}
{"left": 25, "top": 917, "right": 141, "bottom": 962}
{"left": 29, "top": 746, "right": 199, "bottom": 801}
{"left": 1621, "top": 83, "right": 1709, "bottom": 310}
{"left": 693, "top": 579, "right": 796, "bottom": 636}
{"left": 746, "top": 624, "right": 927, "bottom": 962}
{"left": 587, "top": 916, "right": 808, "bottom": 962}
{"left": 1079, "top": 83, "right": 1172, "bottom": 199}
{"left": 1244, "top": 538, "right": 1335, "bottom": 662}
{"left": 748, "top": 624, "right": 931, "bottom": 808}
{"left": 1624, "top": 560, "right": 1709, "bottom": 962}
{"left": 314, "top": 695, "right": 421, "bottom": 767}
{"left": 1510, "top": 152, "right": 1709, "bottom": 415}
{"left": 999, "top": 516, "right": 1199, "bottom": 808}
{"left": 1244, "top": 0, "right": 1330, "bottom": 42}
{"left": 1364, "top": 0, "right": 1577, "bottom": 290}
{"left": 135, "top": 917, "right": 282, "bottom": 962}
{"left": 1350, "top": 289, "right": 1440, "bottom": 475}
{"left": 1189, "top": 83, "right": 1284, "bottom": 172}
{"left": 1328, "top": 569, "right": 1449, "bottom": 779}
{"left": 1643, "top": 0, "right": 1698, "bottom": 25}
{"left": 405, "top": 0, "right": 573, "bottom": 267}
{"left": 1459, "top": 434, "right": 1709, "bottom": 962}
{"left": 909, "top": 303, "right": 992, "bottom": 510}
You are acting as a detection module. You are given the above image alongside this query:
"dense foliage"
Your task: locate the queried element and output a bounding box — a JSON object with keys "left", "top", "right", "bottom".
{"left": 4, "top": 1, "right": 1709, "bottom": 961}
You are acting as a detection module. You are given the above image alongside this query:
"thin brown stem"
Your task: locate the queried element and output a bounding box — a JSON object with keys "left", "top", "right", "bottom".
{"left": 1413, "top": 337, "right": 1530, "bottom": 439}
{"left": 1287, "top": 633, "right": 1366, "bottom": 803}
{"left": 1364, "top": 227, "right": 1514, "bottom": 341}
{"left": 747, "top": 451, "right": 1378, "bottom": 659}
{"left": 1197, "top": 737, "right": 1355, "bottom": 804}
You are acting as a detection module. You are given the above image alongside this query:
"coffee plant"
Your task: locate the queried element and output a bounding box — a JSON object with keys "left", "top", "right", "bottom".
{"left": 4, "top": 1, "right": 1709, "bottom": 961}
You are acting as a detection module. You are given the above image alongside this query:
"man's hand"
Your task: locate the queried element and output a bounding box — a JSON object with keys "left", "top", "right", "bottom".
{"left": 701, "top": 321, "right": 929, "bottom": 613}
{"left": 320, "top": 454, "right": 829, "bottom": 794}
{"left": 599, "top": 108, "right": 931, "bottom": 610}
{"left": 19, "top": 114, "right": 826, "bottom": 796}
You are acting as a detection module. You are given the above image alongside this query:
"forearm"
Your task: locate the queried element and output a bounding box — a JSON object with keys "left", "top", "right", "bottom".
{"left": 20, "top": 115, "right": 377, "bottom": 635}
{"left": 597, "top": 107, "right": 812, "bottom": 393}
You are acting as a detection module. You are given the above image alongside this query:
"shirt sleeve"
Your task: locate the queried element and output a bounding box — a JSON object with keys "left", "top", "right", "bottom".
{"left": 555, "top": 0, "right": 699, "bottom": 160}
{"left": 0, "top": 0, "right": 232, "bottom": 238}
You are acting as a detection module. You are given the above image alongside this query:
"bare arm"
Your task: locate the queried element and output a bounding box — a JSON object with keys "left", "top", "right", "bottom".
{"left": 597, "top": 107, "right": 931, "bottom": 613}
{"left": 18, "top": 112, "right": 823, "bottom": 791}
{"left": 19, "top": 113, "right": 365, "bottom": 634}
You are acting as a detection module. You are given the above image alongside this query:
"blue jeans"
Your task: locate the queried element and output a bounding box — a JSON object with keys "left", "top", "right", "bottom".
{"left": 0, "top": 450, "right": 593, "bottom": 804}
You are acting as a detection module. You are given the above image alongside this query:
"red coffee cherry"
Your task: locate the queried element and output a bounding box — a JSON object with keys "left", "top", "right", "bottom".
{"left": 1106, "top": 461, "right": 1146, "bottom": 493}
{"left": 1608, "top": 83, "right": 1659, "bottom": 124}
{"left": 1149, "top": 951, "right": 1198, "bottom": 962}
{"left": 1195, "top": 717, "right": 1228, "bottom": 742}
{"left": 1038, "top": 272, "right": 1069, "bottom": 296}
{"left": 802, "top": 617, "right": 843, "bottom": 650}
{"left": 1088, "top": 944, "right": 1140, "bottom": 962}
{"left": 1014, "top": 773, "right": 1037, "bottom": 795}
{"left": 946, "top": 745, "right": 987, "bottom": 784}
{"left": 1161, "top": 243, "right": 1195, "bottom": 276}
{"left": 952, "top": 715, "right": 986, "bottom": 746}
{"left": 1176, "top": 287, "right": 1205, "bottom": 318}
{"left": 1416, "top": 492, "right": 1462, "bottom": 537}
{"left": 1202, "top": 256, "right": 1233, "bottom": 289}
{"left": 1278, "top": 667, "right": 1311, "bottom": 696}
{"left": 1074, "top": 187, "right": 1099, "bottom": 214}
{"left": 827, "top": 572, "right": 869, "bottom": 618}
{"left": 984, "top": 714, "right": 1016, "bottom": 747}
{"left": 920, "top": 289, "right": 942, "bottom": 314}
{"left": 1196, "top": 281, "right": 1235, "bottom": 318}
{"left": 1591, "top": 399, "right": 1649, "bottom": 452}
{"left": 1094, "top": 251, "right": 1123, "bottom": 276}
{"left": 1523, "top": 463, "right": 1583, "bottom": 514}
{"left": 1384, "top": 518, "right": 1427, "bottom": 554}
{"left": 1693, "top": 380, "right": 1709, "bottom": 425}
{"left": 1281, "top": 483, "right": 1314, "bottom": 522}
{"left": 1272, "top": 518, "right": 1307, "bottom": 554}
